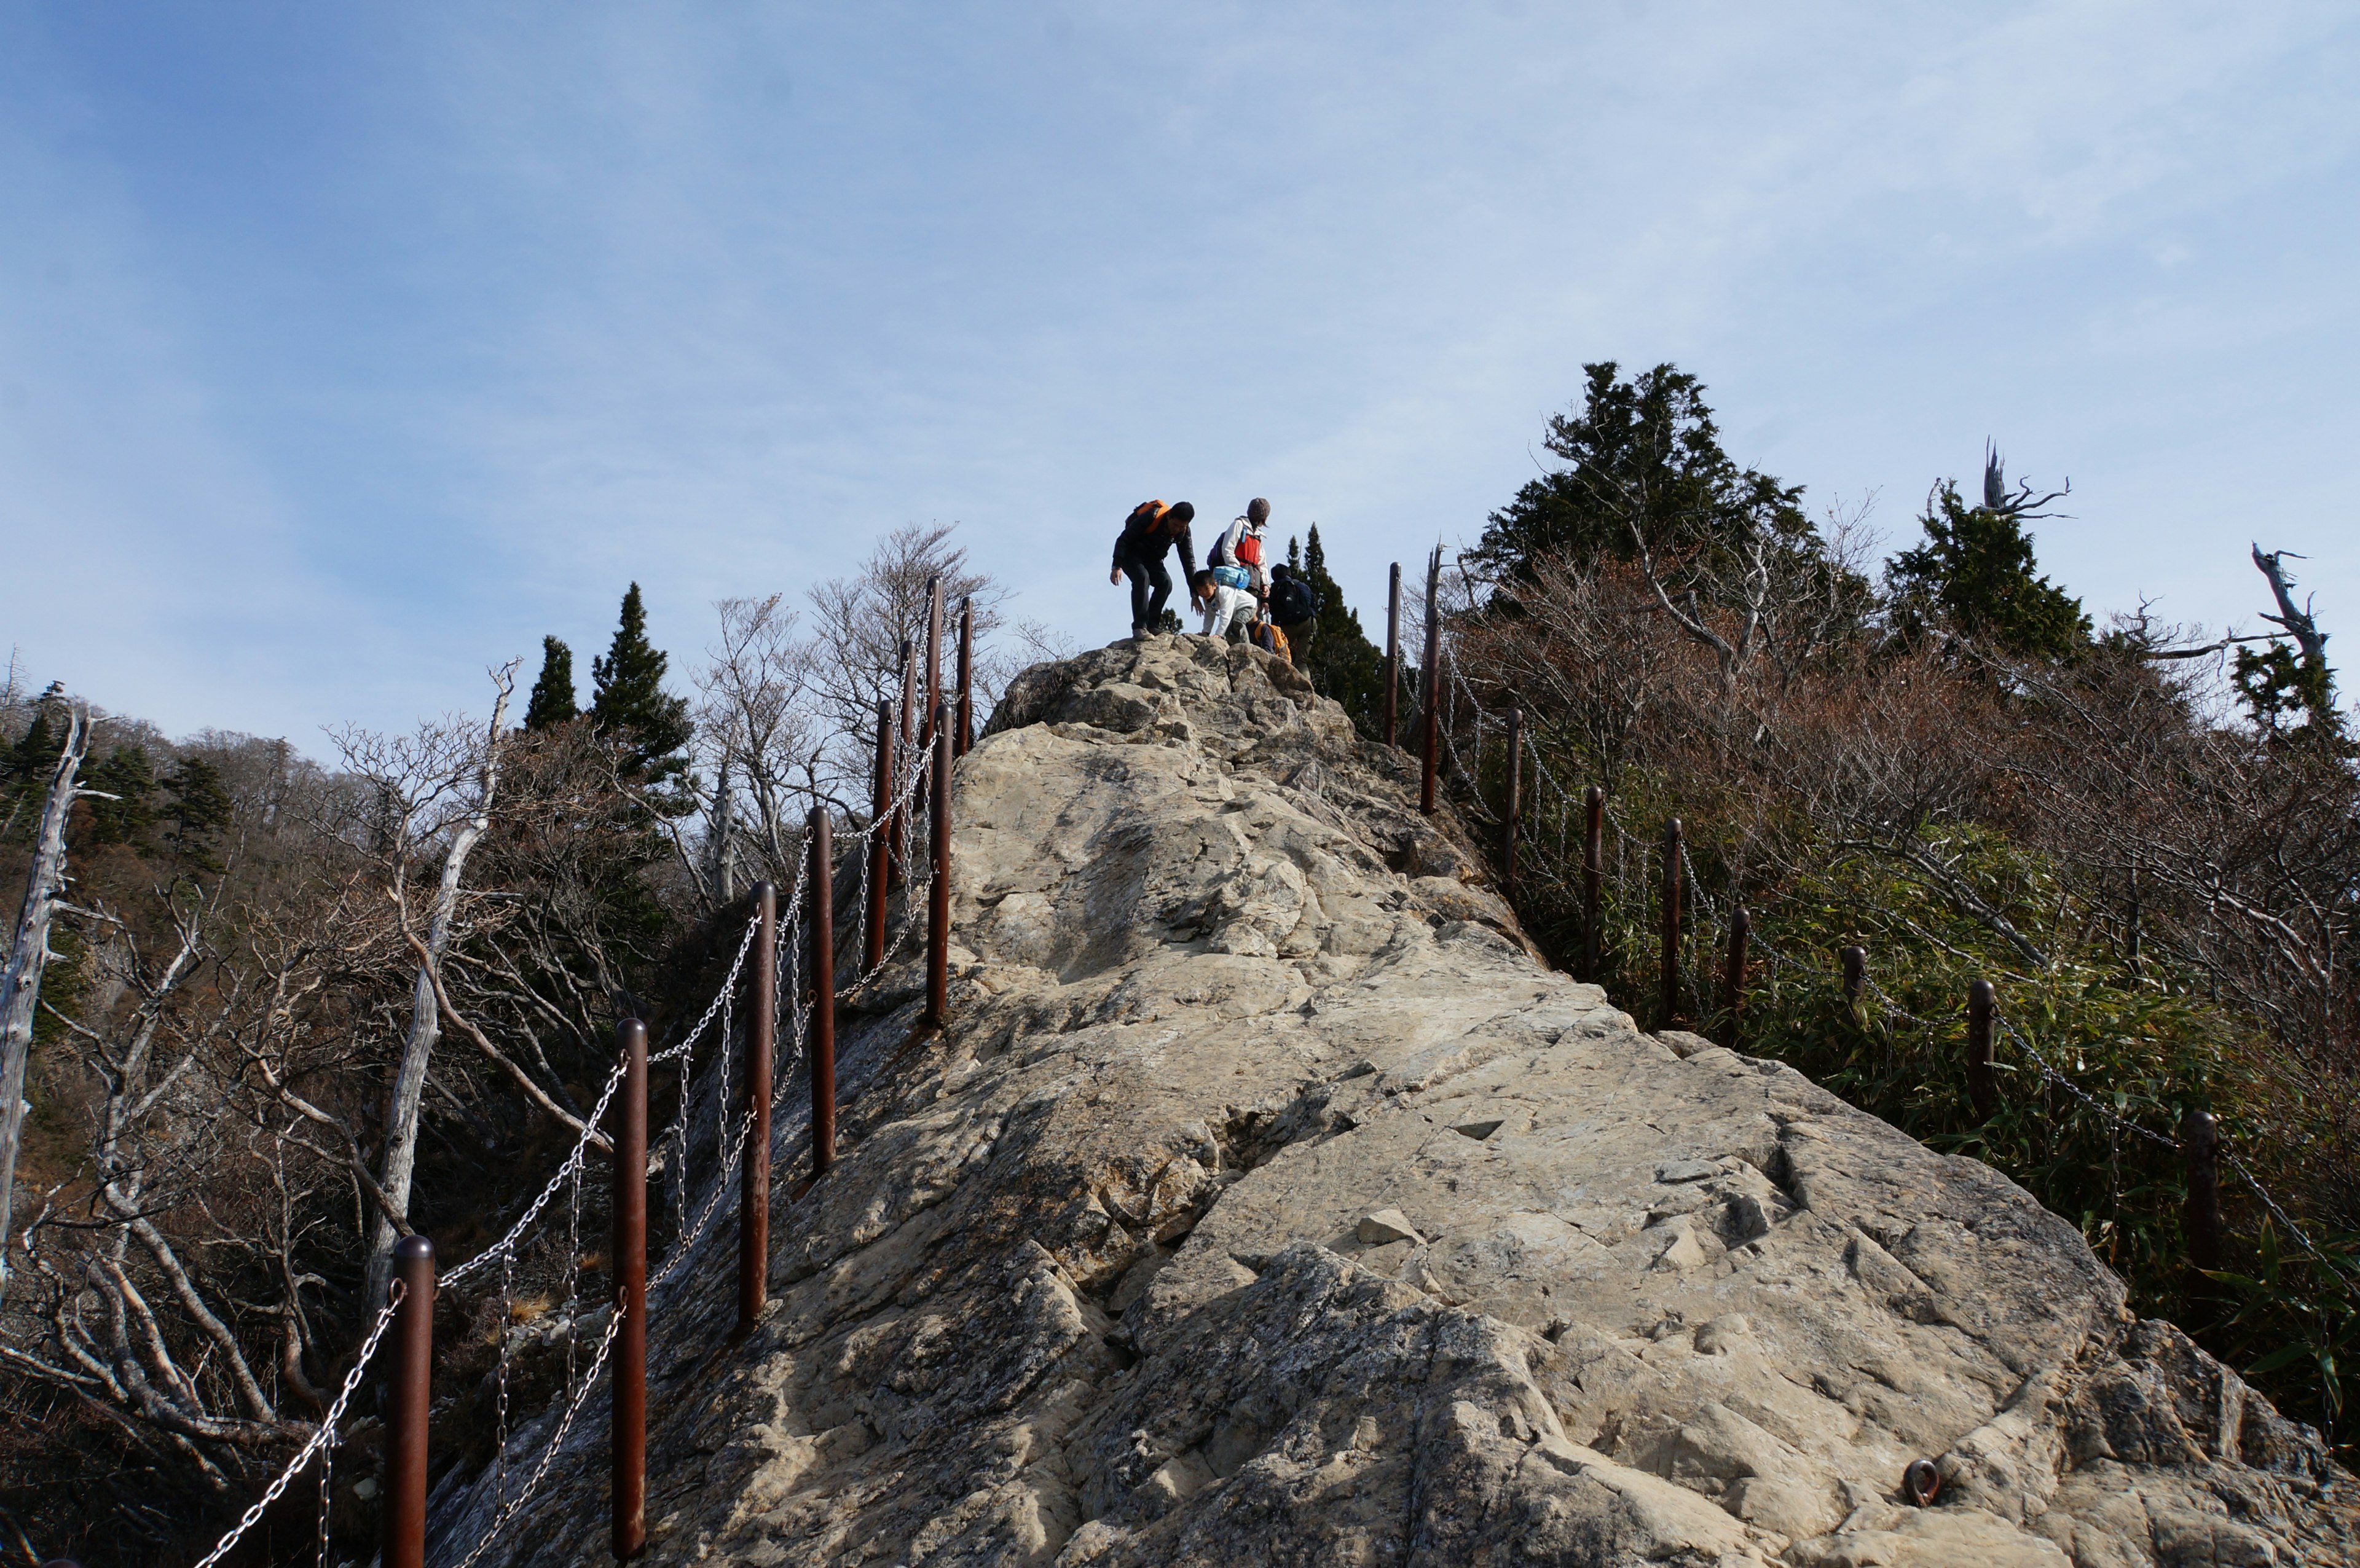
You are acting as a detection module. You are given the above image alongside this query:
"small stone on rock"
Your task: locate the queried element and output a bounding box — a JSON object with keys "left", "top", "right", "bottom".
{"left": 1356, "top": 1209, "right": 1426, "bottom": 1246}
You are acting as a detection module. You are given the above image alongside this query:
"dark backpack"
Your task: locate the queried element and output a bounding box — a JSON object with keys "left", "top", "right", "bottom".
{"left": 1270, "top": 574, "right": 1318, "bottom": 625}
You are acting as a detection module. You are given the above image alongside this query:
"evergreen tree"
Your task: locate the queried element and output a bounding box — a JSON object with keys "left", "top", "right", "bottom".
{"left": 2, "top": 683, "right": 68, "bottom": 839}
{"left": 525, "top": 635, "right": 580, "bottom": 731}
{"left": 1887, "top": 480, "right": 2090, "bottom": 661}
{"left": 1299, "top": 525, "right": 1388, "bottom": 739}
{"left": 1468, "top": 362, "right": 1807, "bottom": 587}
{"left": 162, "top": 756, "right": 234, "bottom": 871}
{"left": 86, "top": 745, "right": 158, "bottom": 845}
{"left": 2233, "top": 643, "right": 2343, "bottom": 748}
{"left": 590, "top": 584, "right": 693, "bottom": 791}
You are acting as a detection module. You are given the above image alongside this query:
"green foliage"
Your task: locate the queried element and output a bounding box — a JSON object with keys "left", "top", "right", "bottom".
{"left": 2, "top": 682, "right": 69, "bottom": 837}
{"left": 1887, "top": 481, "right": 2091, "bottom": 659}
{"left": 1467, "top": 362, "right": 1808, "bottom": 585}
{"left": 1297, "top": 525, "right": 1388, "bottom": 739}
{"left": 85, "top": 745, "right": 158, "bottom": 844}
{"left": 162, "top": 756, "right": 234, "bottom": 871}
{"left": 590, "top": 583, "right": 692, "bottom": 791}
{"left": 1154, "top": 606, "right": 1184, "bottom": 635}
{"left": 2233, "top": 641, "right": 2342, "bottom": 745}
{"left": 525, "top": 635, "right": 580, "bottom": 731}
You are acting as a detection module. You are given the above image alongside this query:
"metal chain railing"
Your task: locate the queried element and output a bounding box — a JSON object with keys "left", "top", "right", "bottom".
{"left": 191, "top": 1289, "right": 405, "bottom": 1568}
{"left": 447, "top": 1300, "right": 629, "bottom": 1568}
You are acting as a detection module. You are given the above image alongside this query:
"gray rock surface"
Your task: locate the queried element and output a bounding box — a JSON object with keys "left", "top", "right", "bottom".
{"left": 440, "top": 634, "right": 2358, "bottom": 1567}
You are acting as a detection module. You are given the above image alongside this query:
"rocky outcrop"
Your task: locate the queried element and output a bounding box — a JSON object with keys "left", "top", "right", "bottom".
{"left": 447, "top": 634, "right": 2357, "bottom": 1567}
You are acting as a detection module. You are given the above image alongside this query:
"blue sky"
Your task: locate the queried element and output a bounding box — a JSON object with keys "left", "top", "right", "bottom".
{"left": 3, "top": 2, "right": 2354, "bottom": 742}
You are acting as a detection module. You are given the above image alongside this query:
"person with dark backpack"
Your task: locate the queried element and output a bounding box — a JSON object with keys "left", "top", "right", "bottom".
{"left": 1110, "top": 500, "right": 1199, "bottom": 638}
{"left": 1266, "top": 561, "right": 1321, "bottom": 667}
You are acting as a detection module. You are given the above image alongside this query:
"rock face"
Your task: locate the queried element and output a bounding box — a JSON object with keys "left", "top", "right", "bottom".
{"left": 450, "top": 635, "right": 2357, "bottom": 1567}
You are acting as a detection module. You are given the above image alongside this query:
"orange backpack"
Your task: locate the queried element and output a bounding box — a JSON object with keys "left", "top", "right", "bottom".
{"left": 1123, "top": 500, "right": 1170, "bottom": 541}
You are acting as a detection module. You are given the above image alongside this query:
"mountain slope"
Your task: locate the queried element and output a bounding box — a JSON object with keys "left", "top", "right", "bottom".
{"left": 443, "top": 633, "right": 2356, "bottom": 1567}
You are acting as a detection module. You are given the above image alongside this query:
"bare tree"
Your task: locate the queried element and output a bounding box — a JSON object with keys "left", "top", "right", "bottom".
{"left": 803, "top": 523, "right": 1006, "bottom": 785}
{"left": 2251, "top": 544, "right": 2332, "bottom": 675}
{"left": 336, "top": 667, "right": 516, "bottom": 1315}
{"left": 683, "top": 595, "right": 828, "bottom": 896}
{"left": 0, "top": 695, "right": 102, "bottom": 1287}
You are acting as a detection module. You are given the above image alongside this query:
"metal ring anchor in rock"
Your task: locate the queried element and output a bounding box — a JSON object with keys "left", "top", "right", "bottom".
{"left": 1902, "top": 1458, "right": 1941, "bottom": 1507}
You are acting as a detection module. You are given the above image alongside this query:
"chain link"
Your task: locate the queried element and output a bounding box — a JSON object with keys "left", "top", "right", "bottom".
{"left": 192, "top": 1288, "right": 404, "bottom": 1568}
{"left": 315, "top": 1406, "right": 336, "bottom": 1568}
{"left": 447, "top": 1298, "right": 629, "bottom": 1568}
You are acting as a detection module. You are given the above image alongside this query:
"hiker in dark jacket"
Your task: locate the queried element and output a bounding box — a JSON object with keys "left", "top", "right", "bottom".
{"left": 1266, "top": 560, "right": 1320, "bottom": 668}
{"left": 1110, "top": 500, "right": 1198, "bottom": 638}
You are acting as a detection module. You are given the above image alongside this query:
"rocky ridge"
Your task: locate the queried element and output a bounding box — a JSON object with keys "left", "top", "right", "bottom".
{"left": 445, "top": 633, "right": 2358, "bottom": 1567}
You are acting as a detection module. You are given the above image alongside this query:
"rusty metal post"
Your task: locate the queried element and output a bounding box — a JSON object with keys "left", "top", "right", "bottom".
{"left": 1419, "top": 547, "right": 1441, "bottom": 815}
{"left": 892, "top": 640, "right": 914, "bottom": 888}
{"left": 868, "top": 700, "right": 892, "bottom": 971}
{"left": 1723, "top": 905, "right": 1751, "bottom": 1049}
{"left": 738, "top": 882, "right": 776, "bottom": 1335}
{"left": 384, "top": 1234, "right": 435, "bottom": 1568}
{"left": 809, "top": 811, "right": 835, "bottom": 1180}
{"left": 611, "top": 1018, "right": 648, "bottom": 1561}
{"left": 1500, "top": 709, "right": 1522, "bottom": 901}
{"left": 956, "top": 596, "right": 975, "bottom": 757}
{"left": 1383, "top": 562, "right": 1401, "bottom": 748}
{"left": 1582, "top": 786, "right": 1603, "bottom": 982}
{"left": 1841, "top": 946, "right": 1866, "bottom": 1009}
{"left": 925, "top": 705, "right": 953, "bottom": 1029}
{"left": 922, "top": 575, "right": 944, "bottom": 751}
{"left": 1658, "top": 818, "right": 1683, "bottom": 1030}
{"left": 1966, "top": 979, "right": 1997, "bottom": 1123}
{"left": 2183, "top": 1108, "right": 2224, "bottom": 1274}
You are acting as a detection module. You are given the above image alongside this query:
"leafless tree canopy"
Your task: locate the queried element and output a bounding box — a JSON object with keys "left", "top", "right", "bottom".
{"left": 0, "top": 523, "right": 1043, "bottom": 1562}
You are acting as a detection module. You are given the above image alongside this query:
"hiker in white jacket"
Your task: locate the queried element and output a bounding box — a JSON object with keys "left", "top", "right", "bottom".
{"left": 1199, "top": 498, "right": 1271, "bottom": 639}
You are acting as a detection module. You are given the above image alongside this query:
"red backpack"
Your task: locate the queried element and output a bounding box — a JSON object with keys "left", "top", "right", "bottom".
{"left": 1214, "top": 519, "right": 1264, "bottom": 569}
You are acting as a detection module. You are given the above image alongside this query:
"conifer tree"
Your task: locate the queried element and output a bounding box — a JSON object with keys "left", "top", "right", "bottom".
{"left": 1468, "top": 362, "right": 1807, "bottom": 588}
{"left": 86, "top": 745, "right": 157, "bottom": 845}
{"left": 2, "top": 684, "right": 69, "bottom": 842}
{"left": 529, "top": 632, "right": 583, "bottom": 731}
{"left": 525, "top": 635, "right": 580, "bottom": 731}
{"left": 162, "top": 756, "right": 234, "bottom": 871}
{"left": 1887, "top": 480, "right": 2089, "bottom": 661}
{"left": 590, "top": 584, "right": 693, "bottom": 791}
{"left": 1299, "top": 526, "right": 1388, "bottom": 739}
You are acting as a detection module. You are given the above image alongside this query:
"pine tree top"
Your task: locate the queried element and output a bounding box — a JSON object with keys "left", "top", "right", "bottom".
{"left": 590, "top": 583, "right": 692, "bottom": 782}
{"left": 526, "top": 635, "right": 580, "bottom": 731}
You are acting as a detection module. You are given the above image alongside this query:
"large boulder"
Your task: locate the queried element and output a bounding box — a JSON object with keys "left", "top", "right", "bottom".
{"left": 437, "top": 634, "right": 2358, "bottom": 1567}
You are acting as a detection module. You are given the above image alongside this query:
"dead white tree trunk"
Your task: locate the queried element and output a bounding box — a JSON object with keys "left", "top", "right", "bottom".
{"left": 360, "top": 675, "right": 513, "bottom": 1313}
{"left": 2251, "top": 544, "right": 2331, "bottom": 670}
{"left": 0, "top": 703, "right": 92, "bottom": 1290}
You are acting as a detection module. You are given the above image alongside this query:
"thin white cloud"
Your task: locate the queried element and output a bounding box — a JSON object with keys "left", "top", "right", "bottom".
{"left": 0, "top": 1, "right": 2352, "bottom": 738}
